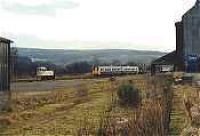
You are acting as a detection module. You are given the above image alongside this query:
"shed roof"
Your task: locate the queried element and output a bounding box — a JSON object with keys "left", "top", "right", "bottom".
{"left": 0, "top": 37, "right": 13, "bottom": 43}
{"left": 151, "top": 51, "right": 180, "bottom": 65}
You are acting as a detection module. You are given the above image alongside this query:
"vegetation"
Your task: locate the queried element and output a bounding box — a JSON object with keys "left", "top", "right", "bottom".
{"left": 14, "top": 47, "right": 160, "bottom": 78}
{"left": 76, "top": 75, "right": 173, "bottom": 135}
{"left": 170, "top": 84, "right": 200, "bottom": 136}
{"left": 0, "top": 78, "right": 112, "bottom": 135}
{"left": 16, "top": 56, "right": 58, "bottom": 78}
{"left": 0, "top": 75, "right": 178, "bottom": 135}
{"left": 117, "top": 84, "right": 141, "bottom": 107}
{"left": 65, "top": 61, "right": 92, "bottom": 74}
{"left": 15, "top": 56, "right": 148, "bottom": 79}
{"left": 15, "top": 56, "right": 92, "bottom": 78}
{"left": 7, "top": 50, "right": 200, "bottom": 136}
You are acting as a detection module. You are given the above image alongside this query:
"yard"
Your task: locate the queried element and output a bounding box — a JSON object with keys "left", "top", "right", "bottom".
{"left": 0, "top": 75, "right": 177, "bottom": 135}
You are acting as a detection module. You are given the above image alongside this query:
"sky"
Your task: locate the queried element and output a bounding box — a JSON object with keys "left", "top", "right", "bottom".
{"left": 0, "top": 0, "right": 197, "bottom": 51}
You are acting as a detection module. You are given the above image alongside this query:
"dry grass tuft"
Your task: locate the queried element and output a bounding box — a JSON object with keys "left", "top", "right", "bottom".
{"left": 0, "top": 116, "right": 15, "bottom": 126}
{"left": 76, "top": 84, "right": 88, "bottom": 98}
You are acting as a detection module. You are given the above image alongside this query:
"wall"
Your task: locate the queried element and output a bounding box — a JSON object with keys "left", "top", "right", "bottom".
{"left": 0, "top": 40, "right": 10, "bottom": 111}
{"left": 183, "top": 5, "right": 200, "bottom": 56}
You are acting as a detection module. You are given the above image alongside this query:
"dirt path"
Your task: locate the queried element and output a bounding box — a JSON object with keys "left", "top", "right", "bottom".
{"left": 169, "top": 85, "right": 188, "bottom": 135}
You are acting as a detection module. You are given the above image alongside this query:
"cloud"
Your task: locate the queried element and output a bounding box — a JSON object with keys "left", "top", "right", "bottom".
{"left": 0, "top": 0, "right": 79, "bottom": 16}
{"left": 0, "top": 0, "right": 192, "bottom": 51}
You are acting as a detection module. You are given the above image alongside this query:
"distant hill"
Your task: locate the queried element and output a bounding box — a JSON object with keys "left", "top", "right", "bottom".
{"left": 17, "top": 48, "right": 167, "bottom": 66}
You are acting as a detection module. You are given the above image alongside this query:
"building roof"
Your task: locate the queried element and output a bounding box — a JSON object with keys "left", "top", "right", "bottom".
{"left": 151, "top": 51, "right": 180, "bottom": 65}
{"left": 183, "top": 0, "right": 200, "bottom": 18}
{"left": 0, "top": 37, "right": 13, "bottom": 43}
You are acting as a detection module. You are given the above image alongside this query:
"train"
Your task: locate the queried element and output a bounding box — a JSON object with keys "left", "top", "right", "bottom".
{"left": 92, "top": 65, "right": 140, "bottom": 76}
{"left": 36, "top": 67, "right": 55, "bottom": 80}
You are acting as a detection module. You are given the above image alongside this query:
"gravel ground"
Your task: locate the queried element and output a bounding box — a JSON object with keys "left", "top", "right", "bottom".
{"left": 11, "top": 78, "right": 107, "bottom": 92}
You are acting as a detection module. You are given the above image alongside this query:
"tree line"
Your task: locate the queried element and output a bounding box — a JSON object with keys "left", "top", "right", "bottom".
{"left": 13, "top": 55, "right": 144, "bottom": 78}
{"left": 14, "top": 56, "right": 94, "bottom": 78}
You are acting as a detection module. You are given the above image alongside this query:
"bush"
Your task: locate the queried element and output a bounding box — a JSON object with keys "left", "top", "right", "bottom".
{"left": 117, "top": 84, "right": 141, "bottom": 107}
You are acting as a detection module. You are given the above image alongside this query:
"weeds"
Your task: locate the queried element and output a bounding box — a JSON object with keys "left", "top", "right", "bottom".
{"left": 0, "top": 75, "right": 174, "bottom": 135}
{"left": 76, "top": 75, "right": 173, "bottom": 135}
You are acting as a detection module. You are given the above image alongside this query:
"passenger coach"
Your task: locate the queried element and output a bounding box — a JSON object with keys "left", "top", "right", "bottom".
{"left": 92, "top": 65, "right": 139, "bottom": 76}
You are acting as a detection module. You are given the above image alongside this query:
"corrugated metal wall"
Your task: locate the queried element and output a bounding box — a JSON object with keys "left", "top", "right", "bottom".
{"left": 0, "top": 40, "right": 10, "bottom": 111}
{"left": 183, "top": 2, "right": 200, "bottom": 56}
{"left": 0, "top": 41, "right": 9, "bottom": 92}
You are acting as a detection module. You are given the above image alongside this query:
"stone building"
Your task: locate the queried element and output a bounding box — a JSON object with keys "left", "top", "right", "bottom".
{"left": 152, "top": 0, "right": 200, "bottom": 74}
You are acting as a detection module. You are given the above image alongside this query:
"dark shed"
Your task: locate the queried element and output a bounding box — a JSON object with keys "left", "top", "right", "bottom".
{"left": 151, "top": 51, "right": 177, "bottom": 75}
{"left": 0, "top": 37, "right": 13, "bottom": 110}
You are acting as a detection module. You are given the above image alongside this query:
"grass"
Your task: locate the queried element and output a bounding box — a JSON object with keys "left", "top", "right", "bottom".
{"left": 169, "top": 84, "right": 199, "bottom": 136}
{"left": 76, "top": 75, "right": 173, "bottom": 135}
{"left": 0, "top": 79, "right": 112, "bottom": 135}
{"left": 0, "top": 75, "right": 175, "bottom": 135}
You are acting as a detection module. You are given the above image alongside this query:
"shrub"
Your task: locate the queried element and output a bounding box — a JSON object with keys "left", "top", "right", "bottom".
{"left": 117, "top": 84, "right": 141, "bottom": 107}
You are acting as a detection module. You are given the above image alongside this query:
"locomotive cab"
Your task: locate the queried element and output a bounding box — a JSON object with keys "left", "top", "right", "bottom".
{"left": 36, "top": 67, "right": 55, "bottom": 80}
